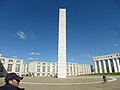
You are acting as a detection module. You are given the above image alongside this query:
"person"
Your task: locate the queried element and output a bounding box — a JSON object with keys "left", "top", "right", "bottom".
{"left": 0, "top": 73, "right": 24, "bottom": 90}
{"left": 103, "top": 75, "right": 107, "bottom": 83}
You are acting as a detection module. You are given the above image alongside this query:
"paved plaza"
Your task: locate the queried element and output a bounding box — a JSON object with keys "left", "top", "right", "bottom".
{"left": 0, "top": 76, "right": 120, "bottom": 90}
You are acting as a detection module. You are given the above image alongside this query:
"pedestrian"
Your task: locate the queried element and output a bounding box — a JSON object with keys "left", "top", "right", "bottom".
{"left": 103, "top": 75, "right": 107, "bottom": 83}
{"left": 0, "top": 73, "right": 24, "bottom": 90}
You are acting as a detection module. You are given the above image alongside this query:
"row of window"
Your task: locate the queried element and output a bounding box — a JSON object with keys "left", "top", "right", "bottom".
{"left": 0, "top": 59, "right": 21, "bottom": 63}
{"left": 37, "top": 62, "right": 88, "bottom": 67}
{"left": 94, "top": 54, "right": 120, "bottom": 60}
{"left": 7, "top": 64, "right": 20, "bottom": 72}
{"left": 36, "top": 65, "right": 90, "bottom": 73}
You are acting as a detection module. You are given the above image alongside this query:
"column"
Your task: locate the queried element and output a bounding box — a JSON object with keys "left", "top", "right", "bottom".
{"left": 98, "top": 60, "right": 102, "bottom": 73}
{"left": 116, "top": 58, "right": 120, "bottom": 72}
{"left": 113, "top": 59, "right": 118, "bottom": 72}
{"left": 103, "top": 60, "right": 107, "bottom": 73}
{"left": 45, "top": 64, "right": 47, "bottom": 76}
{"left": 58, "top": 8, "right": 67, "bottom": 78}
{"left": 40, "top": 65, "right": 42, "bottom": 76}
{"left": 94, "top": 61, "right": 98, "bottom": 73}
{"left": 108, "top": 59, "right": 112, "bottom": 73}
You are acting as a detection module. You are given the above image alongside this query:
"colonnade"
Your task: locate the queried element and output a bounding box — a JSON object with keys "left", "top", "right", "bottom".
{"left": 94, "top": 58, "right": 120, "bottom": 73}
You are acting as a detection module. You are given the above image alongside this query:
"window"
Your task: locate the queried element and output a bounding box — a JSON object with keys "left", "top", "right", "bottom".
{"left": 38, "top": 62, "right": 40, "bottom": 64}
{"left": 37, "top": 65, "right": 40, "bottom": 72}
{"left": 7, "top": 64, "right": 13, "bottom": 71}
{"left": 42, "top": 66, "right": 45, "bottom": 72}
{"left": 16, "top": 60, "right": 20, "bottom": 63}
{"left": 53, "top": 68, "right": 55, "bottom": 72}
{"left": 74, "top": 67, "right": 76, "bottom": 72}
{"left": 42, "top": 73, "right": 45, "bottom": 76}
{"left": 70, "top": 67, "right": 72, "bottom": 72}
{"left": 37, "top": 68, "right": 40, "bottom": 72}
{"left": 67, "top": 66, "right": 69, "bottom": 72}
{"left": 47, "top": 66, "right": 50, "bottom": 72}
{"left": 37, "top": 73, "right": 40, "bottom": 76}
{"left": 43, "top": 63, "right": 45, "bottom": 65}
{"left": 47, "top": 73, "right": 50, "bottom": 76}
{"left": 9, "top": 60, "right": 13, "bottom": 62}
{"left": 15, "top": 64, "right": 20, "bottom": 72}
{"left": 1, "top": 59, "right": 5, "bottom": 62}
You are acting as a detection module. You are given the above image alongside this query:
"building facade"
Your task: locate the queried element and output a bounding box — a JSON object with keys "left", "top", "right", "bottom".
{"left": 93, "top": 53, "right": 120, "bottom": 73}
{"left": 0, "top": 55, "right": 24, "bottom": 76}
{"left": 25, "top": 61, "right": 91, "bottom": 77}
{"left": 0, "top": 55, "right": 92, "bottom": 77}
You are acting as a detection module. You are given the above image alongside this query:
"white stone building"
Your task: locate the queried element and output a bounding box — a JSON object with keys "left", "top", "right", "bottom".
{"left": 25, "top": 60, "right": 92, "bottom": 77}
{"left": 0, "top": 55, "right": 92, "bottom": 77}
{"left": 93, "top": 53, "right": 120, "bottom": 73}
{"left": 0, "top": 55, "right": 24, "bottom": 76}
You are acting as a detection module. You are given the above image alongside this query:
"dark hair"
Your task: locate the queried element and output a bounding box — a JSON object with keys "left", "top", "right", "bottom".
{"left": 5, "top": 73, "right": 23, "bottom": 84}
{"left": 5, "top": 79, "right": 13, "bottom": 84}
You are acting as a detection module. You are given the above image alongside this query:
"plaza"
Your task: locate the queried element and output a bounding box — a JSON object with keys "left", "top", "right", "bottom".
{"left": 0, "top": 76, "right": 120, "bottom": 90}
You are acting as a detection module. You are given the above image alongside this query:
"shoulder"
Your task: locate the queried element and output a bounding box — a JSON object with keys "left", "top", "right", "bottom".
{"left": 0, "top": 84, "right": 20, "bottom": 90}
{"left": 0, "top": 86, "right": 4, "bottom": 90}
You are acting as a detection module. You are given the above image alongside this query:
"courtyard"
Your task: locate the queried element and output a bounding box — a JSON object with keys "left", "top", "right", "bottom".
{"left": 0, "top": 76, "right": 120, "bottom": 90}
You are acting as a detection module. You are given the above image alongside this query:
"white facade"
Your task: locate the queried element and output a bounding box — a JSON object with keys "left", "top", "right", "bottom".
{"left": 93, "top": 53, "right": 120, "bottom": 73}
{"left": 25, "top": 61, "right": 91, "bottom": 77}
{"left": 0, "top": 56, "right": 24, "bottom": 76}
{"left": 0, "top": 56, "right": 92, "bottom": 77}
{"left": 58, "top": 8, "right": 67, "bottom": 78}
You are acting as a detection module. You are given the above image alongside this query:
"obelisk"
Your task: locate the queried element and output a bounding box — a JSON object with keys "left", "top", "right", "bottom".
{"left": 58, "top": 8, "right": 66, "bottom": 78}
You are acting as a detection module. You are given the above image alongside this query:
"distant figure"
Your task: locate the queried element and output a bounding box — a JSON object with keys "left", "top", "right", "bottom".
{"left": 0, "top": 73, "right": 24, "bottom": 90}
{"left": 103, "top": 75, "right": 107, "bottom": 83}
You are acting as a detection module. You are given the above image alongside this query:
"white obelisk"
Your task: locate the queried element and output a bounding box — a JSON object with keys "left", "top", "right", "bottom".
{"left": 58, "top": 8, "right": 66, "bottom": 78}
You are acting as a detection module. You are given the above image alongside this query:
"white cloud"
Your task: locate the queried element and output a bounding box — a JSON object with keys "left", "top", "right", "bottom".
{"left": 27, "top": 58, "right": 39, "bottom": 60}
{"left": 114, "top": 44, "right": 120, "bottom": 46}
{"left": 30, "top": 35, "right": 35, "bottom": 38}
{"left": 12, "top": 56, "right": 17, "bottom": 58}
{"left": 29, "top": 52, "right": 40, "bottom": 55}
{"left": 71, "top": 59, "right": 74, "bottom": 61}
{"left": 81, "top": 54, "right": 92, "bottom": 58}
{"left": 27, "top": 58, "right": 34, "bottom": 60}
{"left": 17, "top": 31, "right": 26, "bottom": 39}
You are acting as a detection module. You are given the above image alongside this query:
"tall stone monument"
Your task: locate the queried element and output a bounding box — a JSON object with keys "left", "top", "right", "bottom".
{"left": 58, "top": 8, "right": 67, "bottom": 78}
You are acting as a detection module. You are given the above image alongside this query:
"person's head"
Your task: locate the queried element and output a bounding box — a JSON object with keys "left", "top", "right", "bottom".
{"left": 5, "top": 73, "right": 23, "bottom": 87}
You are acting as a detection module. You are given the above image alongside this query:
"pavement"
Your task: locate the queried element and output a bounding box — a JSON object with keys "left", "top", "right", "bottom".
{"left": 0, "top": 75, "right": 120, "bottom": 90}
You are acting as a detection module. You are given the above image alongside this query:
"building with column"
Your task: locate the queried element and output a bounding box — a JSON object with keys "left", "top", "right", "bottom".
{"left": 58, "top": 8, "right": 67, "bottom": 78}
{"left": 93, "top": 53, "right": 120, "bottom": 73}
{"left": 25, "top": 60, "right": 91, "bottom": 77}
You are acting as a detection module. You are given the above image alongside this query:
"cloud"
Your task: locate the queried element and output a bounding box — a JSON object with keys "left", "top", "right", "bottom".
{"left": 27, "top": 58, "right": 34, "bottom": 60}
{"left": 27, "top": 58, "right": 39, "bottom": 60}
{"left": 113, "top": 44, "right": 120, "bottom": 46}
{"left": 29, "top": 52, "right": 40, "bottom": 55}
{"left": 81, "top": 54, "right": 93, "bottom": 58}
{"left": 12, "top": 56, "right": 18, "bottom": 58}
{"left": 30, "top": 35, "right": 35, "bottom": 38}
{"left": 17, "top": 31, "right": 26, "bottom": 39}
{"left": 71, "top": 59, "right": 74, "bottom": 61}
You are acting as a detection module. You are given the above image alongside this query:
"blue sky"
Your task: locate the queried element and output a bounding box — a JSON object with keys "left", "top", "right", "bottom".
{"left": 0, "top": 0, "right": 120, "bottom": 65}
